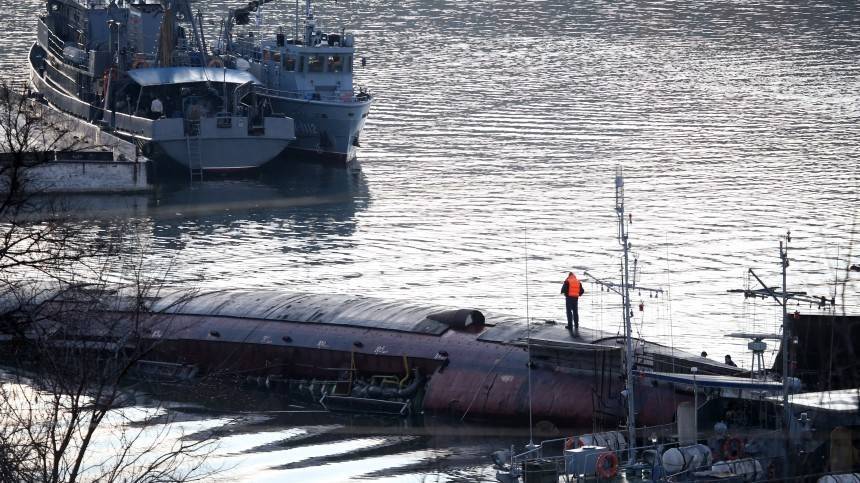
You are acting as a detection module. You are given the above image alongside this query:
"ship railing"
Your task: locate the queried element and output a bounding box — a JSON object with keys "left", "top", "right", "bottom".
{"left": 33, "top": 54, "right": 252, "bottom": 141}
{"left": 507, "top": 440, "right": 682, "bottom": 480}
{"left": 37, "top": 18, "right": 90, "bottom": 69}
{"left": 69, "top": 0, "right": 109, "bottom": 7}
{"left": 124, "top": 51, "right": 214, "bottom": 70}
{"left": 109, "top": 111, "right": 252, "bottom": 139}
{"left": 510, "top": 422, "right": 677, "bottom": 464}
{"left": 662, "top": 452, "right": 787, "bottom": 482}
{"left": 230, "top": 39, "right": 263, "bottom": 59}
{"left": 30, "top": 65, "right": 93, "bottom": 120}
{"left": 167, "top": 51, "right": 203, "bottom": 68}
{"left": 510, "top": 441, "right": 833, "bottom": 481}
{"left": 255, "top": 86, "right": 369, "bottom": 104}
{"left": 129, "top": 56, "right": 208, "bottom": 70}
{"left": 129, "top": 52, "right": 158, "bottom": 69}
{"left": 110, "top": 111, "right": 154, "bottom": 138}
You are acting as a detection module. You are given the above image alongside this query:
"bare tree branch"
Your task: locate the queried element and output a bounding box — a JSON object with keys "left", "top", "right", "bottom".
{"left": 0, "top": 83, "right": 220, "bottom": 483}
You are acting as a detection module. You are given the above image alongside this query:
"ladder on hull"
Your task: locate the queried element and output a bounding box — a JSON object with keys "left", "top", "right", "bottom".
{"left": 186, "top": 121, "right": 203, "bottom": 183}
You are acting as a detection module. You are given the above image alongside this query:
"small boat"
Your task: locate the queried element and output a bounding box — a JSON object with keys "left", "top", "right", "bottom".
{"left": 216, "top": 0, "right": 373, "bottom": 164}
{"left": 493, "top": 384, "right": 860, "bottom": 482}
{"left": 28, "top": 0, "right": 296, "bottom": 175}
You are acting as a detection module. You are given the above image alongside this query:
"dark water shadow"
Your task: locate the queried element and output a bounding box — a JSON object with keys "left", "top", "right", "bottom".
{"left": 149, "top": 161, "right": 370, "bottom": 244}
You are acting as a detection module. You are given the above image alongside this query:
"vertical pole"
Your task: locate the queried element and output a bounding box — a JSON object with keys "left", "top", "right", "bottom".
{"left": 223, "top": 66, "right": 229, "bottom": 114}
{"left": 524, "top": 226, "right": 534, "bottom": 447}
{"left": 751, "top": 349, "right": 755, "bottom": 381}
{"left": 692, "top": 367, "right": 698, "bottom": 440}
{"left": 780, "top": 233, "right": 792, "bottom": 472}
{"left": 616, "top": 169, "right": 636, "bottom": 464}
{"left": 304, "top": 0, "right": 313, "bottom": 45}
{"left": 197, "top": 11, "right": 209, "bottom": 61}
{"left": 187, "top": 8, "right": 207, "bottom": 68}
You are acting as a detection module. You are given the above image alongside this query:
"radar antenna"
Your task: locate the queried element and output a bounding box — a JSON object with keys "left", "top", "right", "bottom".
{"left": 582, "top": 168, "right": 661, "bottom": 464}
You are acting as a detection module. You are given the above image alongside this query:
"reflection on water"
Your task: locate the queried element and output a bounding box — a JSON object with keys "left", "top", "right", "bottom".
{"left": 149, "top": 163, "right": 370, "bottom": 253}
{"left": 38, "top": 161, "right": 369, "bottom": 263}
{"left": 140, "top": 163, "right": 372, "bottom": 289}
{"left": 107, "top": 382, "right": 534, "bottom": 483}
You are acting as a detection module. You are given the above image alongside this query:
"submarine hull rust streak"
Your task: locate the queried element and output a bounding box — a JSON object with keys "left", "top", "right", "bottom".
{"left": 9, "top": 289, "right": 741, "bottom": 425}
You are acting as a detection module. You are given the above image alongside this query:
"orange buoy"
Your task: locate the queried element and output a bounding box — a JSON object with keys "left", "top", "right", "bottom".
{"left": 596, "top": 451, "right": 619, "bottom": 479}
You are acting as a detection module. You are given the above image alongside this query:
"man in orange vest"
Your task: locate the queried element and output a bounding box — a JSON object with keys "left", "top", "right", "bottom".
{"left": 560, "top": 272, "right": 585, "bottom": 335}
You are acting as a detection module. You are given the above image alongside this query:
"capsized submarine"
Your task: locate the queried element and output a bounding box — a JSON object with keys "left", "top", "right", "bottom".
{"left": 0, "top": 287, "right": 743, "bottom": 426}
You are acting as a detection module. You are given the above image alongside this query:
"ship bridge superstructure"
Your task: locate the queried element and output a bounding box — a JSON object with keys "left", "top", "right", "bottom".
{"left": 216, "top": 0, "right": 373, "bottom": 163}
{"left": 30, "top": 0, "right": 298, "bottom": 173}
{"left": 222, "top": 0, "right": 366, "bottom": 104}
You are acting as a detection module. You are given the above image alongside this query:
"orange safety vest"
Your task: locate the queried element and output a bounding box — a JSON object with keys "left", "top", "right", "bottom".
{"left": 566, "top": 275, "right": 582, "bottom": 298}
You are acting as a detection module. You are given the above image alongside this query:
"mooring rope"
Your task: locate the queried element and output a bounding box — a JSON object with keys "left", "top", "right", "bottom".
{"left": 460, "top": 345, "right": 516, "bottom": 422}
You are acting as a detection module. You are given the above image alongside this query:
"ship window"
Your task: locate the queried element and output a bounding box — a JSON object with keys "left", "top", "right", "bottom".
{"left": 327, "top": 55, "right": 343, "bottom": 73}
{"left": 273, "top": 52, "right": 281, "bottom": 63}
{"left": 308, "top": 54, "right": 324, "bottom": 72}
{"left": 298, "top": 56, "right": 304, "bottom": 72}
{"left": 346, "top": 56, "right": 353, "bottom": 73}
{"left": 283, "top": 55, "right": 296, "bottom": 71}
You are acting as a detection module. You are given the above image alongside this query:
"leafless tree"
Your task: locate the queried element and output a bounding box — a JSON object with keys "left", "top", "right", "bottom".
{"left": 0, "top": 83, "right": 221, "bottom": 482}
{"left": 0, "top": 81, "right": 91, "bottom": 277}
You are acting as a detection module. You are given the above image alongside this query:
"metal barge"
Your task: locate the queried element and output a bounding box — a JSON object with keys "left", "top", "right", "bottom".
{"left": 1, "top": 286, "right": 742, "bottom": 427}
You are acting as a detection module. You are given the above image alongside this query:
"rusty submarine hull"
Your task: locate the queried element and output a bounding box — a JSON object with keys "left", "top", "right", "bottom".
{"left": 0, "top": 287, "right": 743, "bottom": 427}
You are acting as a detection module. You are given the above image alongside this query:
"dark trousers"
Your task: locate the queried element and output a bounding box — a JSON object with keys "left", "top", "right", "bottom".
{"left": 565, "top": 296, "right": 579, "bottom": 329}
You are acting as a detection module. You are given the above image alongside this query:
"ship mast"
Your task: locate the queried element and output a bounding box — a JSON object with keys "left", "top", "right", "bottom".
{"left": 615, "top": 169, "right": 637, "bottom": 464}
{"left": 304, "top": 0, "right": 314, "bottom": 45}
{"left": 295, "top": 0, "right": 300, "bottom": 43}
{"left": 584, "top": 170, "right": 657, "bottom": 464}
{"left": 730, "top": 231, "right": 799, "bottom": 476}
{"left": 779, "top": 233, "right": 794, "bottom": 476}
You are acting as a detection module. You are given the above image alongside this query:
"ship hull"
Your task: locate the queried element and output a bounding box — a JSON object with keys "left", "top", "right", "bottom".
{"left": 265, "top": 96, "right": 372, "bottom": 165}
{"left": 0, "top": 289, "right": 739, "bottom": 427}
{"left": 84, "top": 313, "right": 627, "bottom": 426}
{"left": 155, "top": 137, "right": 290, "bottom": 171}
{"left": 28, "top": 43, "right": 294, "bottom": 172}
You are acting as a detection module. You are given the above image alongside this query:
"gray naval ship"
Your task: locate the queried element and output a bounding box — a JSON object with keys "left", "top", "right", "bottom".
{"left": 29, "top": 0, "right": 296, "bottom": 174}
{"left": 217, "top": 0, "right": 373, "bottom": 164}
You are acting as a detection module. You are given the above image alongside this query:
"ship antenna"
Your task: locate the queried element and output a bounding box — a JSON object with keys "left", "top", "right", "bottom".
{"left": 524, "top": 225, "right": 534, "bottom": 447}
{"left": 779, "top": 232, "right": 791, "bottom": 448}
{"left": 303, "top": 0, "right": 314, "bottom": 45}
{"left": 295, "top": 0, "right": 300, "bottom": 43}
{"left": 616, "top": 167, "right": 637, "bottom": 464}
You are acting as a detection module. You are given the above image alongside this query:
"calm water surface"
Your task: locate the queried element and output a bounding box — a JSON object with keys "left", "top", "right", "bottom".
{"left": 2, "top": 0, "right": 859, "bottom": 480}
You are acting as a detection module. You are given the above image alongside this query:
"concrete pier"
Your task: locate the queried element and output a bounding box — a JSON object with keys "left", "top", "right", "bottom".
{"left": 1, "top": 151, "right": 150, "bottom": 193}
{"left": 0, "top": 86, "right": 152, "bottom": 193}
